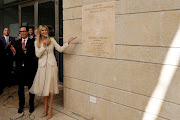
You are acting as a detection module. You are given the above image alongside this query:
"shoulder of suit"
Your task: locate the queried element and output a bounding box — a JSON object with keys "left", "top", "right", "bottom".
{"left": 50, "top": 37, "right": 55, "bottom": 41}
{"left": 9, "top": 37, "right": 15, "bottom": 41}
{"left": 28, "top": 37, "right": 35, "bottom": 40}
{"left": 17, "top": 39, "right": 22, "bottom": 42}
{"left": 50, "top": 37, "right": 55, "bottom": 43}
{"left": 28, "top": 38, "right": 35, "bottom": 42}
{"left": 0, "top": 37, "right": 4, "bottom": 40}
{"left": 9, "top": 36, "right": 15, "bottom": 39}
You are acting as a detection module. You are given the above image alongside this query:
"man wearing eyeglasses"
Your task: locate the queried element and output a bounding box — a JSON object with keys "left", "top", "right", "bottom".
{"left": 11, "top": 26, "right": 37, "bottom": 114}
{"left": 0, "top": 28, "right": 15, "bottom": 93}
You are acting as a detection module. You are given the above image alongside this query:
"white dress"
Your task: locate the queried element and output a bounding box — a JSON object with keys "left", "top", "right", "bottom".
{"left": 29, "top": 38, "right": 69, "bottom": 96}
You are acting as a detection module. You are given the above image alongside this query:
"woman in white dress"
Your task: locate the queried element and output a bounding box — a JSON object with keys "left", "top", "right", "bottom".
{"left": 29, "top": 25, "right": 76, "bottom": 119}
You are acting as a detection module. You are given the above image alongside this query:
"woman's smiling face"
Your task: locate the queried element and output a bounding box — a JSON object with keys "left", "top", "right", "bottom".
{"left": 40, "top": 27, "right": 48, "bottom": 37}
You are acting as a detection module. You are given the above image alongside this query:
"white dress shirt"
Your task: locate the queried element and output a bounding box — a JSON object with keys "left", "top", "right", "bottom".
{"left": 22, "top": 37, "right": 28, "bottom": 54}
{"left": 22, "top": 37, "right": 28, "bottom": 46}
{"left": 4, "top": 36, "right": 9, "bottom": 44}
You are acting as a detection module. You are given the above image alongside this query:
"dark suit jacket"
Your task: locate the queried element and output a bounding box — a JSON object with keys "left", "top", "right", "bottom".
{"left": 1, "top": 36, "right": 15, "bottom": 46}
{"left": 0, "top": 39, "right": 5, "bottom": 61}
{"left": 0, "top": 36, "right": 15, "bottom": 57}
{"left": 0, "top": 37, "right": 15, "bottom": 69}
{"left": 14, "top": 38, "right": 37, "bottom": 85}
{"left": 0, "top": 40, "right": 6, "bottom": 80}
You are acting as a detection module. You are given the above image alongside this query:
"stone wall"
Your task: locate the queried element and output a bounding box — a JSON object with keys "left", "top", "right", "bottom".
{"left": 63, "top": 0, "right": 180, "bottom": 120}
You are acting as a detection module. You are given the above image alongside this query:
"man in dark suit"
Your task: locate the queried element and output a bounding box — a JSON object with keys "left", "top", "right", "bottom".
{"left": 0, "top": 28, "right": 15, "bottom": 88}
{"left": 0, "top": 40, "right": 5, "bottom": 95}
{"left": 11, "top": 26, "right": 37, "bottom": 113}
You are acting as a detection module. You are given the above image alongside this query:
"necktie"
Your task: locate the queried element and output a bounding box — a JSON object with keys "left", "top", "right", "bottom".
{"left": 22, "top": 39, "right": 26, "bottom": 66}
{"left": 23, "top": 39, "right": 25, "bottom": 46}
{"left": 6, "top": 37, "right": 9, "bottom": 44}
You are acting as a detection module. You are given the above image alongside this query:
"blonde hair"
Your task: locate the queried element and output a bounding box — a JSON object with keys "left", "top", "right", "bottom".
{"left": 36, "top": 25, "right": 51, "bottom": 48}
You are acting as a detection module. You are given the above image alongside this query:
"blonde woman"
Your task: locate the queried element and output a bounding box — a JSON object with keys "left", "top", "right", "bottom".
{"left": 29, "top": 25, "right": 76, "bottom": 119}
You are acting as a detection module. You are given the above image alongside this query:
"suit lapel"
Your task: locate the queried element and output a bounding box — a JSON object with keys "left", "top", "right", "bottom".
{"left": 9, "top": 37, "right": 12, "bottom": 43}
{"left": 25, "top": 38, "right": 33, "bottom": 50}
{"left": 26, "top": 38, "right": 30, "bottom": 47}
{"left": 18, "top": 39, "right": 23, "bottom": 50}
{"left": 2, "top": 37, "right": 6, "bottom": 46}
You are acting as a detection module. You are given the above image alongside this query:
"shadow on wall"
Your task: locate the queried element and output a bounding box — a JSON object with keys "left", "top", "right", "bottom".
{"left": 142, "top": 24, "right": 180, "bottom": 120}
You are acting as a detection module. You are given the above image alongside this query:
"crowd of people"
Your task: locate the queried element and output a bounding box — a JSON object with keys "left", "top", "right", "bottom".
{"left": 0, "top": 25, "right": 76, "bottom": 119}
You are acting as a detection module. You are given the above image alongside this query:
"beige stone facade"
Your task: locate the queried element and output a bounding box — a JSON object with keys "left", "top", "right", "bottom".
{"left": 63, "top": 0, "right": 180, "bottom": 120}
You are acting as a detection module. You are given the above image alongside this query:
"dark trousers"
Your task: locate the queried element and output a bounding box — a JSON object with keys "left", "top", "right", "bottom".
{"left": 3, "top": 56, "right": 14, "bottom": 87}
{"left": 18, "top": 83, "right": 35, "bottom": 108}
{"left": 17, "top": 66, "right": 35, "bottom": 108}
{"left": 0, "top": 60, "right": 6, "bottom": 93}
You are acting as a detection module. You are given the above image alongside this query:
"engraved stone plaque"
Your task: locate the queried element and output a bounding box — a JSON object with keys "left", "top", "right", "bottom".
{"left": 82, "top": 2, "right": 115, "bottom": 58}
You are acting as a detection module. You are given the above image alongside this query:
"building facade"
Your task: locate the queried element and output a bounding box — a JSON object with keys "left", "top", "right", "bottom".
{"left": 63, "top": 0, "right": 180, "bottom": 120}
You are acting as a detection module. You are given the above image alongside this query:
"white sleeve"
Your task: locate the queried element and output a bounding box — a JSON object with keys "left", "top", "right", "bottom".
{"left": 35, "top": 41, "right": 46, "bottom": 58}
{"left": 51, "top": 38, "right": 69, "bottom": 53}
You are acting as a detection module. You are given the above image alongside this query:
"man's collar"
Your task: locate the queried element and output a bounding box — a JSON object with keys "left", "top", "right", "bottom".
{"left": 22, "top": 37, "right": 28, "bottom": 40}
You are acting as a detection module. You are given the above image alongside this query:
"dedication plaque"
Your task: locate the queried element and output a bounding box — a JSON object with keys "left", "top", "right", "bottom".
{"left": 82, "top": 2, "right": 115, "bottom": 58}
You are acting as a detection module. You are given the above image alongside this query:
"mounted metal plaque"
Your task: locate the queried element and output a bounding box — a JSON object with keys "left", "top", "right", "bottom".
{"left": 82, "top": 2, "right": 115, "bottom": 58}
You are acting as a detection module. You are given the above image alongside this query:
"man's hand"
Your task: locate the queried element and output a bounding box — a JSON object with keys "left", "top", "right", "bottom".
{"left": 22, "top": 42, "right": 26, "bottom": 51}
{"left": 5, "top": 41, "right": 11, "bottom": 49}
{"left": 10, "top": 45, "right": 16, "bottom": 53}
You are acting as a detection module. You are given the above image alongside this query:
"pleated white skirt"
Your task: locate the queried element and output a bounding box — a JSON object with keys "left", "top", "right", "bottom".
{"left": 29, "top": 63, "right": 59, "bottom": 96}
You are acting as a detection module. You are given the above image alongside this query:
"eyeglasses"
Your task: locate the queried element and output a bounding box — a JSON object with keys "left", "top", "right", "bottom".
{"left": 20, "top": 31, "right": 27, "bottom": 33}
